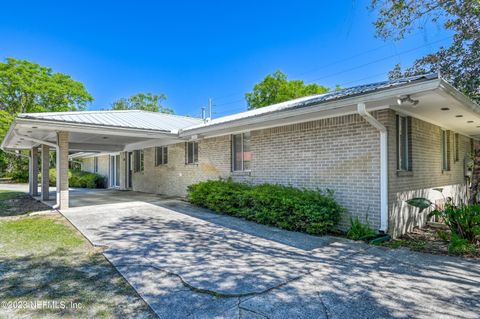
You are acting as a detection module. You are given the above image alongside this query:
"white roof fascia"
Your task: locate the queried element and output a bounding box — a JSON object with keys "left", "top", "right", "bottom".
{"left": 438, "top": 79, "right": 480, "bottom": 115}
{"left": 14, "top": 118, "right": 176, "bottom": 138}
{"left": 180, "top": 79, "right": 441, "bottom": 137}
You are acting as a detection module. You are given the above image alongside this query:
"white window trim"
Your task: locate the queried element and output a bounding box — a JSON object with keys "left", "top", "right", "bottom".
{"left": 155, "top": 146, "right": 168, "bottom": 166}
{"left": 397, "top": 115, "right": 410, "bottom": 171}
{"left": 232, "top": 132, "right": 251, "bottom": 172}
{"left": 441, "top": 129, "right": 450, "bottom": 171}
{"left": 185, "top": 141, "right": 198, "bottom": 165}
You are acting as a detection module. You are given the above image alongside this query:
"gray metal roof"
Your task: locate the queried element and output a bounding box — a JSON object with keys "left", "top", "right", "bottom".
{"left": 15, "top": 74, "right": 439, "bottom": 135}
{"left": 18, "top": 110, "right": 203, "bottom": 133}
{"left": 182, "top": 73, "right": 439, "bottom": 132}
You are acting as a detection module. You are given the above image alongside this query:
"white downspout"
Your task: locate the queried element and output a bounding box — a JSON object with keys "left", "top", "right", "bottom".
{"left": 357, "top": 103, "right": 388, "bottom": 233}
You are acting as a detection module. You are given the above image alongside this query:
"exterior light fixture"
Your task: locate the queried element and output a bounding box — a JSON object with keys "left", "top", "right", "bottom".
{"left": 396, "top": 95, "right": 419, "bottom": 106}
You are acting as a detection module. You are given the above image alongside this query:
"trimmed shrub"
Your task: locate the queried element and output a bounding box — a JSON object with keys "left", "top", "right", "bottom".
{"left": 49, "top": 168, "right": 106, "bottom": 189}
{"left": 187, "top": 179, "right": 343, "bottom": 235}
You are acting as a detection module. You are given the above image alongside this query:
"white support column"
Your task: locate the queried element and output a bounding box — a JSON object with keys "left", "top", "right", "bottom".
{"left": 41, "top": 144, "right": 50, "bottom": 201}
{"left": 56, "top": 131, "right": 69, "bottom": 209}
{"left": 29, "top": 147, "right": 39, "bottom": 196}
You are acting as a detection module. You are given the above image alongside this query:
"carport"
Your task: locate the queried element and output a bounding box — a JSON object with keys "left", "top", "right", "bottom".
{"left": 0, "top": 110, "right": 202, "bottom": 209}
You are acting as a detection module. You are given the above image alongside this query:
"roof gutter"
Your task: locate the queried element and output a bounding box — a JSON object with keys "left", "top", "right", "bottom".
{"left": 357, "top": 103, "right": 388, "bottom": 233}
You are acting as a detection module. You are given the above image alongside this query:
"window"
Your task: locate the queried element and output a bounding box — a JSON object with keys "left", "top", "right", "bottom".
{"left": 93, "top": 157, "right": 99, "bottom": 173}
{"left": 134, "top": 150, "right": 144, "bottom": 172}
{"left": 185, "top": 141, "right": 198, "bottom": 164}
{"left": 454, "top": 133, "right": 459, "bottom": 162}
{"left": 232, "top": 132, "right": 251, "bottom": 171}
{"left": 396, "top": 115, "right": 411, "bottom": 171}
{"left": 441, "top": 130, "right": 450, "bottom": 171}
{"left": 155, "top": 146, "right": 168, "bottom": 166}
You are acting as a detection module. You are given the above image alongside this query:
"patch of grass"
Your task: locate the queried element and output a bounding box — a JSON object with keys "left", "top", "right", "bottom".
{"left": 0, "top": 214, "right": 156, "bottom": 318}
{"left": 0, "top": 216, "right": 84, "bottom": 255}
{"left": 346, "top": 216, "right": 376, "bottom": 240}
{"left": 448, "top": 233, "right": 478, "bottom": 255}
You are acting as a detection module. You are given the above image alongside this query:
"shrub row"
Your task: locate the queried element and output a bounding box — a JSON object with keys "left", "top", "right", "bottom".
{"left": 187, "top": 179, "right": 344, "bottom": 235}
{"left": 49, "top": 168, "right": 107, "bottom": 189}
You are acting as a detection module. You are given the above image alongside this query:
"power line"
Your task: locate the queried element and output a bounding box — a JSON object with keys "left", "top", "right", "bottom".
{"left": 304, "top": 35, "right": 451, "bottom": 84}
{"left": 212, "top": 35, "right": 452, "bottom": 114}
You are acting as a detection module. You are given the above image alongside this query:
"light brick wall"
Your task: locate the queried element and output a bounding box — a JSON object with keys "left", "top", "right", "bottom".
{"left": 131, "top": 136, "right": 232, "bottom": 196}
{"left": 129, "top": 114, "right": 383, "bottom": 230}
{"left": 383, "top": 109, "right": 471, "bottom": 237}
{"left": 237, "top": 114, "right": 382, "bottom": 230}
{"left": 57, "top": 131, "right": 69, "bottom": 209}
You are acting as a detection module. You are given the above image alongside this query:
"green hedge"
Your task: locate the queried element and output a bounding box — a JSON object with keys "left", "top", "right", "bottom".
{"left": 49, "top": 168, "right": 107, "bottom": 189}
{"left": 187, "top": 179, "right": 344, "bottom": 235}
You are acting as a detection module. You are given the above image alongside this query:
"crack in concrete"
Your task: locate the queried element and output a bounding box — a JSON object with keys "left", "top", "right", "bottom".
{"left": 317, "top": 291, "right": 331, "bottom": 319}
{"left": 238, "top": 305, "right": 269, "bottom": 319}
{"left": 109, "top": 241, "right": 372, "bottom": 301}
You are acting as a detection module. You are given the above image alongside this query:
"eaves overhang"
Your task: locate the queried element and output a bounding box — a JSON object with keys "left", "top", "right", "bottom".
{"left": 179, "top": 77, "right": 442, "bottom": 138}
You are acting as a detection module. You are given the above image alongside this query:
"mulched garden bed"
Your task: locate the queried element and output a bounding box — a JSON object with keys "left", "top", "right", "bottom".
{"left": 382, "top": 224, "right": 479, "bottom": 259}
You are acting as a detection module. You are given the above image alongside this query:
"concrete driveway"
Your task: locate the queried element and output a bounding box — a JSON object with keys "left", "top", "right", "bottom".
{"left": 53, "top": 190, "right": 480, "bottom": 318}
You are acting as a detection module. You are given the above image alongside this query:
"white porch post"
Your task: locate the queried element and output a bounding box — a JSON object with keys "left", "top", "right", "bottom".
{"left": 56, "top": 131, "right": 69, "bottom": 209}
{"left": 29, "top": 147, "right": 39, "bottom": 196}
{"left": 41, "top": 144, "right": 50, "bottom": 201}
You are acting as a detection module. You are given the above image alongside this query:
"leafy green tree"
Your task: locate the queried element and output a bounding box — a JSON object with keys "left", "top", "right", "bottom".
{"left": 245, "top": 70, "right": 329, "bottom": 109}
{"left": 371, "top": 0, "right": 480, "bottom": 102}
{"left": 0, "top": 58, "right": 93, "bottom": 179}
{"left": 111, "top": 92, "right": 174, "bottom": 114}
{"left": 0, "top": 58, "right": 93, "bottom": 113}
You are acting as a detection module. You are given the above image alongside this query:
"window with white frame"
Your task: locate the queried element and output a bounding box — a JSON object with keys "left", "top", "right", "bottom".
{"left": 232, "top": 132, "right": 251, "bottom": 171}
{"left": 396, "top": 115, "right": 411, "bottom": 171}
{"left": 155, "top": 146, "right": 168, "bottom": 166}
{"left": 93, "top": 157, "right": 99, "bottom": 173}
{"left": 454, "top": 133, "right": 459, "bottom": 162}
{"left": 134, "top": 150, "right": 144, "bottom": 172}
{"left": 185, "top": 141, "right": 198, "bottom": 164}
{"left": 441, "top": 130, "right": 450, "bottom": 171}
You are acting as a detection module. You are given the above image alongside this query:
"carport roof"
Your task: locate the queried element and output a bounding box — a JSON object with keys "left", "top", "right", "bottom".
{"left": 18, "top": 110, "right": 203, "bottom": 132}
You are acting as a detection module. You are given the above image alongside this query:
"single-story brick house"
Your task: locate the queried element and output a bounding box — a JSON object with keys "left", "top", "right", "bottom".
{"left": 2, "top": 74, "right": 479, "bottom": 237}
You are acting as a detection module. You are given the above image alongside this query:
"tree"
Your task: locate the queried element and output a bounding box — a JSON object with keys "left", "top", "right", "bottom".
{"left": 0, "top": 58, "right": 93, "bottom": 180}
{"left": 111, "top": 92, "right": 174, "bottom": 114}
{"left": 0, "top": 57, "right": 93, "bottom": 113}
{"left": 371, "top": 0, "right": 480, "bottom": 103}
{"left": 245, "top": 70, "right": 329, "bottom": 109}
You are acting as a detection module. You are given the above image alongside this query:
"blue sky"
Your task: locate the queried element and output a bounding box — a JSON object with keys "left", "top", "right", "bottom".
{"left": 0, "top": 0, "right": 451, "bottom": 117}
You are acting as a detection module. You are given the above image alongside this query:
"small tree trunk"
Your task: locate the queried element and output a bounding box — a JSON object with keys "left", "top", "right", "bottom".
{"left": 469, "top": 143, "right": 480, "bottom": 204}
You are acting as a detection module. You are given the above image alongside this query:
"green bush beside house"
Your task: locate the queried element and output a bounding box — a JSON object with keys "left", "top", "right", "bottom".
{"left": 187, "top": 179, "right": 344, "bottom": 235}
{"left": 48, "top": 168, "right": 106, "bottom": 189}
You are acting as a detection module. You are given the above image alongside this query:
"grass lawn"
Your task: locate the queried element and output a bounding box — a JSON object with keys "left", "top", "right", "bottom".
{"left": 0, "top": 190, "right": 156, "bottom": 318}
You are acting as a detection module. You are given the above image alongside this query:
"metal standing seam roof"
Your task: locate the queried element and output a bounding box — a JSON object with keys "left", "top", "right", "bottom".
{"left": 15, "top": 74, "right": 440, "bottom": 135}
{"left": 181, "top": 73, "right": 440, "bottom": 132}
{"left": 18, "top": 110, "right": 204, "bottom": 132}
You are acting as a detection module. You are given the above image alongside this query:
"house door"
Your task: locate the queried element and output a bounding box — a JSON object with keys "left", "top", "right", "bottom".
{"left": 127, "top": 152, "right": 133, "bottom": 188}
{"left": 110, "top": 155, "right": 120, "bottom": 188}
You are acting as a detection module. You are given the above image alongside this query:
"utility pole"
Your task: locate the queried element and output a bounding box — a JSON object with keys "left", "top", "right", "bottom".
{"left": 208, "top": 98, "right": 213, "bottom": 120}
{"left": 201, "top": 106, "right": 206, "bottom": 121}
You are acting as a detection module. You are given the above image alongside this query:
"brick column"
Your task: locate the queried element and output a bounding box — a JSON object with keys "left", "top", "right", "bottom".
{"left": 41, "top": 144, "right": 50, "bottom": 201}
{"left": 119, "top": 151, "right": 127, "bottom": 190}
{"left": 56, "top": 131, "right": 69, "bottom": 209}
{"left": 29, "top": 147, "right": 39, "bottom": 196}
